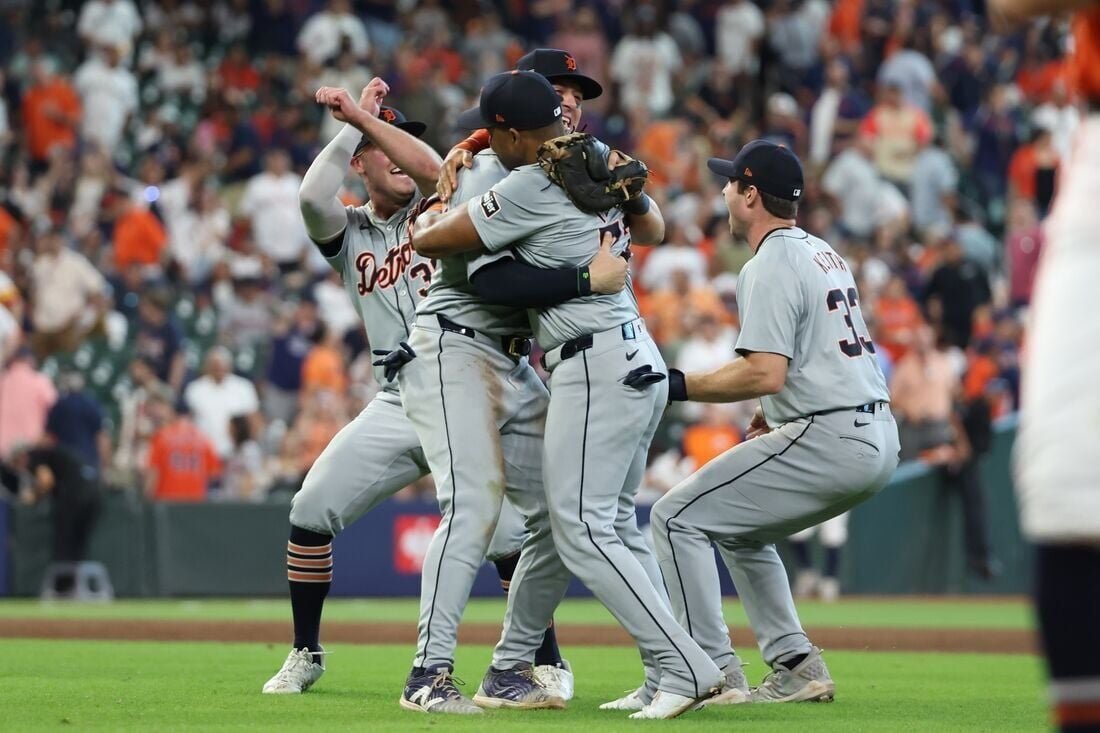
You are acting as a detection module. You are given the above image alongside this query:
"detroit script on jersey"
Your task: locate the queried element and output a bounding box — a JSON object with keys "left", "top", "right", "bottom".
{"left": 356, "top": 240, "right": 434, "bottom": 297}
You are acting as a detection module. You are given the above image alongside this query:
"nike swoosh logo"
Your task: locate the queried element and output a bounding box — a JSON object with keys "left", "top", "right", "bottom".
{"left": 626, "top": 350, "right": 639, "bottom": 361}
{"left": 854, "top": 420, "right": 870, "bottom": 427}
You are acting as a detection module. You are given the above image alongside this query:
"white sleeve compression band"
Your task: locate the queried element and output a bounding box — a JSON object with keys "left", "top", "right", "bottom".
{"left": 299, "top": 123, "right": 361, "bottom": 243}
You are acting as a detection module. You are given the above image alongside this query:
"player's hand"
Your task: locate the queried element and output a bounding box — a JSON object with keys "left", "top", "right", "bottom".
{"left": 436, "top": 148, "right": 474, "bottom": 202}
{"left": 358, "top": 77, "right": 389, "bottom": 119}
{"left": 622, "top": 364, "right": 667, "bottom": 391}
{"left": 746, "top": 407, "right": 771, "bottom": 439}
{"left": 372, "top": 341, "right": 416, "bottom": 382}
{"left": 315, "top": 86, "right": 366, "bottom": 126}
{"left": 587, "top": 231, "right": 628, "bottom": 294}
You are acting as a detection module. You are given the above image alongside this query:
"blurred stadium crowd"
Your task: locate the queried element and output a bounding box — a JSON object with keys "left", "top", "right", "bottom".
{"left": 0, "top": 0, "right": 1063, "bottom": 507}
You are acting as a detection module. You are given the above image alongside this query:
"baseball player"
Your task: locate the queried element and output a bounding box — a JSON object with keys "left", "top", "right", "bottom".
{"left": 261, "top": 80, "right": 547, "bottom": 696}
{"left": 990, "top": 0, "right": 1100, "bottom": 729}
{"left": 649, "top": 141, "right": 899, "bottom": 705}
{"left": 390, "top": 54, "right": 632, "bottom": 713}
{"left": 412, "top": 70, "right": 725, "bottom": 720}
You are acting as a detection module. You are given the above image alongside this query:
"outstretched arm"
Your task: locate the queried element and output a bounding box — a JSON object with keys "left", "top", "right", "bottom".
{"left": 669, "top": 351, "right": 789, "bottom": 403}
{"left": 299, "top": 124, "right": 358, "bottom": 249}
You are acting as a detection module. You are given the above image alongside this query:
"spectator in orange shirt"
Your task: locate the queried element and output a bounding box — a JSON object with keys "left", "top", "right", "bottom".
{"left": 284, "top": 389, "right": 346, "bottom": 481}
{"left": 113, "top": 196, "right": 168, "bottom": 271}
{"left": 301, "top": 326, "right": 348, "bottom": 396}
{"left": 145, "top": 396, "right": 222, "bottom": 502}
{"left": 640, "top": 268, "right": 731, "bottom": 347}
{"left": 682, "top": 405, "right": 742, "bottom": 470}
{"left": 1007, "top": 128, "right": 1059, "bottom": 215}
{"left": 21, "top": 58, "right": 81, "bottom": 168}
{"left": 874, "top": 275, "right": 925, "bottom": 362}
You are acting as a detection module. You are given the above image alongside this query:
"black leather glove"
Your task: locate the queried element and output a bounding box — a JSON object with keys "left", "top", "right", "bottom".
{"left": 372, "top": 342, "right": 416, "bottom": 382}
{"left": 622, "top": 364, "right": 667, "bottom": 391}
{"left": 667, "top": 368, "right": 688, "bottom": 402}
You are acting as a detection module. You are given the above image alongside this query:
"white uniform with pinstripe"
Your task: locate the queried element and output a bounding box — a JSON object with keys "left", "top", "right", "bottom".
{"left": 465, "top": 164, "right": 724, "bottom": 700}
{"left": 650, "top": 226, "right": 898, "bottom": 669}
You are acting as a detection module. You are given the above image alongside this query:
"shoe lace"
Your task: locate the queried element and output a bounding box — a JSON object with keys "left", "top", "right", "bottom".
{"left": 429, "top": 669, "right": 466, "bottom": 699}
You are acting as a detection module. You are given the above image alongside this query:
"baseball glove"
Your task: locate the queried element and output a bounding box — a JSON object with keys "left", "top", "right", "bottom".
{"left": 536, "top": 132, "right": 648, "bottom": 214}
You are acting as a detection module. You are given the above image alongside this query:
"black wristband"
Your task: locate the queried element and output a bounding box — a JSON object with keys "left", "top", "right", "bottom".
{"left": 578, "top": 266, "right": 592, "bottom": 296}
{"left": 668, "top": 368, "right": 688, "bottom": 402}
{"left": 621, "top": 193, "right": 651, "bottom": 216}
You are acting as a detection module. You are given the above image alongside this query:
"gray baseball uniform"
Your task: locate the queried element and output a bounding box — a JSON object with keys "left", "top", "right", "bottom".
{"left": 650, "top": 226, "right": 899, "bottom": 669}
{"left": 467, "top": 164, "right": 724, "bottom": 700}
{"left": 397, "top": 151, "right": 552, "bottom": 670}
{"left": 290, "top": 199, "right": 525, "bottom": 565}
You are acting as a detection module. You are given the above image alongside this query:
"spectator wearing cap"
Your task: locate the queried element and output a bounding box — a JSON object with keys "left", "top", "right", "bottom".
{"left": 184, "top": 346, "right": 262, "bottom": 459}
{"left": 134, "top": 292, "right": 187, "bottom": 393}
{"left": 145, "top": 395, "right": 222, "bottom": 502}
{"left": 29, "top": 229, "right": 109, "bottom": 359}
{"left": 0, "top": 347, "right": 57, "bottom": 459}
{"left": 239, "top": 149, "right": 309, "bottom": 273}
{"left": 73, "top": 44, "right": 138, "bottom": 156}
{"left": 610, "top": 7, "right": 682, "bottom": 116}
{"left": 21, "top": 57, "right": 81, "bottom": 169}
{"left": 296, "top": 0, "right": 369, "bottom": 66}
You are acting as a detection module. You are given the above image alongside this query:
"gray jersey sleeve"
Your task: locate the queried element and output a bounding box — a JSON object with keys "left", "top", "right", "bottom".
{"left": 466, "top": 173, "right": 546, "bottom": 252}
{"left": 734, "top": 256, "right": 800, "bottom": 360}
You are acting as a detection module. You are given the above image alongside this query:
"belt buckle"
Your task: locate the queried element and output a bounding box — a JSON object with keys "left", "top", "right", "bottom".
{"left": 506, "top": 337, "right": 530, "bottom": 358}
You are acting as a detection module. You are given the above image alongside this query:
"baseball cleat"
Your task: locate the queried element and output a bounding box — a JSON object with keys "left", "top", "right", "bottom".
{"left": 262, "top": 647, "right": 325, "bottom": 694}
{"left": 750, "top": 646, "right": 835, "bottom": 703}
{"left": 698, "top": 657, "right": 750, "bottom": 706}
{"left": 533, "top": 659, "right": 574, "bottom": 701}
{"left": 628, "top": 688, "right": 718, "bottom": 720}
{"left": 400, "top": 665, "right": 482, "bottom": 714}
{"left": 473, "top": 663, "right": 566, "bottom": 709}
{"left": 599, "top": 685, "right": 649, "bottom": 711}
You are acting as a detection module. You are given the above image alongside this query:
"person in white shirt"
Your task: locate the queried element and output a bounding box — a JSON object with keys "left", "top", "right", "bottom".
{"left": 715, "top": 0, "right": 765, "bottom": 76}
{"left": 77, "top": 0, "right": 143, "bottom": 62}
{"left": 610, "top": 8, "right": 682, "bottom": 116}
{"left": 296, "top": 0, "right": 370, "bottom": 66}
{"left": 74, "top": 45, "right": 139, "bottom": 155}
{"left": 238, "top": 150, "right": 309, "bottom": 270}
{"left": 185, "top": 346, "right": 262, "bottom": 458}
{"left": 821, "top": 134, "right": 888, "bottom": 240}
{"left": 30, "top": 230, "right": 108, "bottom": 358}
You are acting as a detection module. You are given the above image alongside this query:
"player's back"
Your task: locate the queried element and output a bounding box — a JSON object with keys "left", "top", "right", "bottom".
{"left": 737, "top": 227, "right": 889, "bottom": 425}
{"left": 468, "top": 164, "right": 638, "bottom": 350}
{"left": 416, "top": 151, "right": 530, "bottom": 337}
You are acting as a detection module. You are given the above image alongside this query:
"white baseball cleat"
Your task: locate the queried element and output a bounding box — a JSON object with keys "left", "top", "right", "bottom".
{"left": 699, "top": 658, "right": 750, "bottom": 706}
{"left": 262, "top": 647, "right": 325, "bottom": 694}
{"left": 533, "top": 659, "right": 574, "bottom": 701}
{"left": 629, "top": 689, "right": 714, "bottom": 720}
{"left": 599, "top": 685, "right": 648, "bottom": 711}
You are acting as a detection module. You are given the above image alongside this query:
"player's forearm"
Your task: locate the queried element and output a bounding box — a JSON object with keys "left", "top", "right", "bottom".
{"left": 470, "top": 259, "right": 591, "bottom": 308}
{"left": 411, "top": 207, "right": 484, "bottom": 257}
{"left": 353, "top": 112, "right": 442, "bottom": 196}
{"left": 989, "top": 0, "right": 1095, "bottom": 21}
{"left": 623, "top": 195, "right": 664, "bottom": 245}
{"left": 675, "top": 354, "right": 787, "bottom": 403}
{"left": 300, "top": 124, "right": 358, "bottom": 242}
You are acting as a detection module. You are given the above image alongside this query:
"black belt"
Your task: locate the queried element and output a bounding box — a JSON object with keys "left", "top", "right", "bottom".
{"left": 540, "top": 322, "right": 640, "bottom": 368}
{"left": 436, "top": 314, "right": 531, "bottom": 359}
{"left": 814, "top": 401, "right": 888, "bottom": 417}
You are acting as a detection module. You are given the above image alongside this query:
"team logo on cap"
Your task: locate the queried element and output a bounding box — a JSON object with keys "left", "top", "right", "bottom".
{"left": 565, "top": 54, "right": 577, "bottom": 71}
{"left": 744, "top": 168, "right": 753, "bottom": 177}
{"left": 793, "top": 188, "right": 802, "bottom": 197}
{"left": 553, "top": 106, "right": 561, "bottom": 117}
{"left": 495, "top": 114, "right": 506, "bottom": 122}
{"left": 381, "top": 108, "right": 397, "bottom": 123}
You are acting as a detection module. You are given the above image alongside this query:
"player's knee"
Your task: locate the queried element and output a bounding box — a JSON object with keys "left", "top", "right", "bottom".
{"left": 650, "top": 496, "right": 672, "bottom": 532}
{"left": 289, "top": 498, "right": 342, "bottom": 537}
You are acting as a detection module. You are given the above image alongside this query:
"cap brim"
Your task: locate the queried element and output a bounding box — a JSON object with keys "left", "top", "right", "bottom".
{"left": 396, "top": 121, "right": 426, "bottom": 138}
{"left": 456, "top": 106, "right": 488, "bottom": 131}
{"left": 546, "top": 73, "right": 603, "bottom": 101}
{"left": 707, "top": 158, "right": 739, "bottom": 179}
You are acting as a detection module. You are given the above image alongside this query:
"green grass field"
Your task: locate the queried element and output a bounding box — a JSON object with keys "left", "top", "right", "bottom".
{"left": 0, "top": 598, "right": 1048, "bottom": 731}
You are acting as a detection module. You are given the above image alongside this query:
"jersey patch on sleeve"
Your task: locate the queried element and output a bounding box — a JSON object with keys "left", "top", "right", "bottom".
{"left": 480, "top": 190, "right": 501, "bottom": 219}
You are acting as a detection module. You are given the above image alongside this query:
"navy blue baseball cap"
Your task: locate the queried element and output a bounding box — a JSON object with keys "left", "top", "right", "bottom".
{"left": 708, "top": 140, "right": 804, "bottom": 202}
{"left": 455, "top": 70, "right": 563, "bottom": 131}
{"left": 353, "top": 106, "right": 427, "bottom": 156}
{"left": 516, "top": 48, "right": 603, "bottom": 100}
